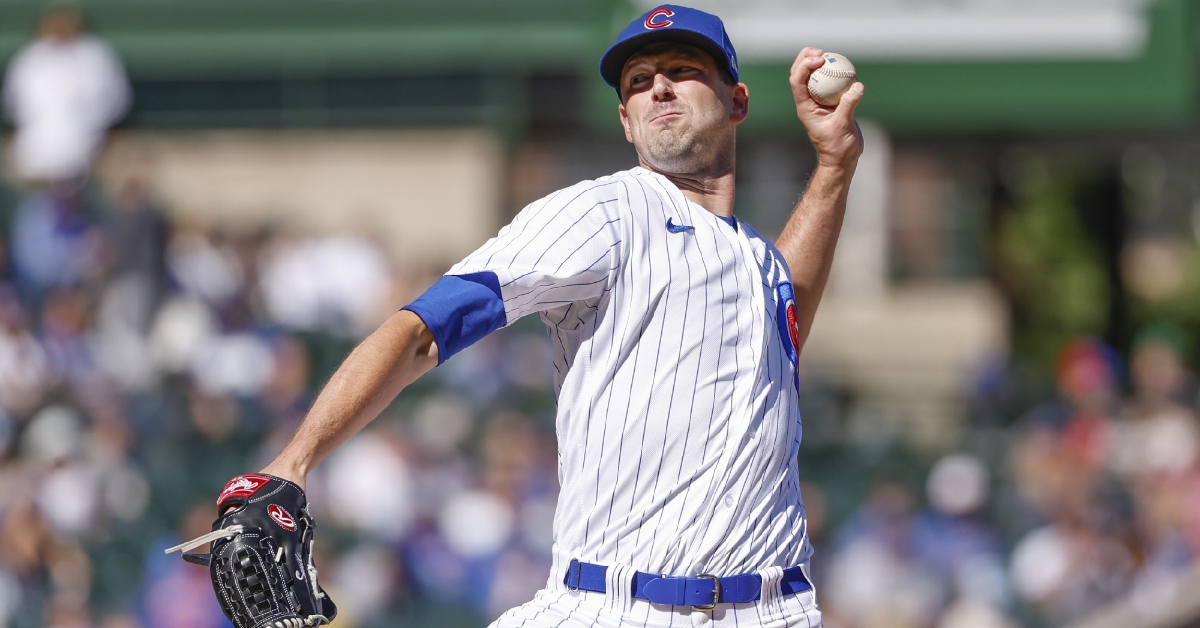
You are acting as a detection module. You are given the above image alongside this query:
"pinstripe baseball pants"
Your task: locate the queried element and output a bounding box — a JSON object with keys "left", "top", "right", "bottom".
{"left": 489, "top": 585, "right": 823, "bottom": 628}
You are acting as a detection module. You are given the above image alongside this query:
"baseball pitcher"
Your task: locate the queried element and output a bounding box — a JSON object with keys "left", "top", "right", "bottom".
{"left": 168, "top": 5, "right": 864, "bottom": 627}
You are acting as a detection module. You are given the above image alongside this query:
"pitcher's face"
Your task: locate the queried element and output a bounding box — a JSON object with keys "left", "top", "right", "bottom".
{"left": 618, "top": 43, "right": 748, "bottom": 176}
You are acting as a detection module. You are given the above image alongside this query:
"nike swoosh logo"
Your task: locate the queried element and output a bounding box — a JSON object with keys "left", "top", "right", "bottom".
{"left": 666, "top": 218, "right": 694, "bottom": 233}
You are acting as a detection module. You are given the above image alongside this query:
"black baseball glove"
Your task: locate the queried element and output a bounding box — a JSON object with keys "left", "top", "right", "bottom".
{"left": 166, "top": 474, "right": 338, "bottom": 628}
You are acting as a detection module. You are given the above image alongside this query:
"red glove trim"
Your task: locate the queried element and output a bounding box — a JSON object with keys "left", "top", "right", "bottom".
{"left": 217, "top": 474, "right": 273, "bottom": 505}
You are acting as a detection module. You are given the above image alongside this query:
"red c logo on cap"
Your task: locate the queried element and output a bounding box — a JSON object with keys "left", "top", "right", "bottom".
{"left": 645, "top": 8, "right": 674, "bottom": 29}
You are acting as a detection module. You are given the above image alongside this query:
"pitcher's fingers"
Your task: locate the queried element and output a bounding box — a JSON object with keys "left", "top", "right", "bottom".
{"left": 789, "top": 47, "right": 825, "bottom": 75}
{"left": 833, "top": 82, "right": 865, "bottom": 121}
{"left": 790, "top": 52, "right": 829, "bottom": 102}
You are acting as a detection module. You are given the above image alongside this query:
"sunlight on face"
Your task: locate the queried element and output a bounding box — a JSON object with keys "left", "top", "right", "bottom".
{"left": 619, "top": 43, "right": 742, "bottom": 176}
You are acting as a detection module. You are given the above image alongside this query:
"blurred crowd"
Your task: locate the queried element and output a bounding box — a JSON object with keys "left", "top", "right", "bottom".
{"left": 4, "top": 5, "right": 1200, "bottom": 628}
{"left": 0, "top": 7, "right": 560, "bottom": 627}
{"left": 2, "top": 176, "right": 1199, "bottom": 628}
{"left": 809, "top": 332, "right": 1200, "bottom": 628}
{"left": 0, "top": 173, "right": 573, "bottom": 628}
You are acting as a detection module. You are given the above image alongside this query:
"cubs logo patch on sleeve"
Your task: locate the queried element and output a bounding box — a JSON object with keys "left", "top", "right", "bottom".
{"left": 216, "top": 474, "right": 271, "bottom": 505}
{"left": 775, "top": 282, "right": 801, "bottom": 391}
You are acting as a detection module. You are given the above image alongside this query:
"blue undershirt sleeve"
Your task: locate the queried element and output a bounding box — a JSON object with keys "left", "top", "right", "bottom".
{"left": 401, "top": 271, "right": 507, "bottom": 364}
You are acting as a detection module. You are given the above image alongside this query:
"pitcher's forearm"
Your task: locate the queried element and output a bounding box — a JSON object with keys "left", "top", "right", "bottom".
{"left": 775, "top": 162, "right": 856, "bottom": 351}
{"left": 262, "top": 309, "right": 438, "bottom": 486}
{"left": 780, "top": 49, "right": 864, "bottom": 355}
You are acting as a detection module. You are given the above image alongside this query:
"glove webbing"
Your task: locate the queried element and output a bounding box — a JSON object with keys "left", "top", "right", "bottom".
{"left": 165, "top": 525, "right": 246, "bottom": 566}
{"left": 166, "top": 526, "right": 332, "bottom": 627}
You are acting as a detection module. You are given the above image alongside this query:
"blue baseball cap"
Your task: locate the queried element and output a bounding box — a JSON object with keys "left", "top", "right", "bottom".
{"left": 599, "top": 4, "right": 739, "bottom": 94}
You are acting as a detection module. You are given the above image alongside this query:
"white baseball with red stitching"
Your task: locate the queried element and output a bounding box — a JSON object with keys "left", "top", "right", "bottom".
{"left": 807, "top": 52, "right": 857, "bottom": 107}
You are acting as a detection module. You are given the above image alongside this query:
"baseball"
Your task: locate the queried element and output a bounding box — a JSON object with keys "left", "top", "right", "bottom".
{"left": 807, "top": 52, "right": 857, "bottom": 107}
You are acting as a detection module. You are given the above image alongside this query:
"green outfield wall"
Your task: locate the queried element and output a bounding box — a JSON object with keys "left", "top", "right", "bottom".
{"left": 0, "top": 0, "right": 1196, "bottom": 134}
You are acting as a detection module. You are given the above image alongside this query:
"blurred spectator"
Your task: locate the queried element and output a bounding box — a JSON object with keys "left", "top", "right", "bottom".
{"left": 1010, "top": 339, "right": 1123, "bottom": 530}
{"left": 140, "top": 502, "right": 231, "bottom": 628}
{"left": 259, "top": 335, "right": 313, "bottom": 432}
{"left": 148, "top": 295, "right": 217, "bottom": 375}
{"left": 188, "top": 331, "right": 274, "bottom": 398}
{"left": 0, "top": 237, "right": 8, "bottom": 284}
{"left": 501, "top": 334, "right": 553, "bottom": 393}
{"left": 435, "top": 334, "right": 506, "bottom": 405}
{"left": 166, "top": 226, "right": 244, "bottom": 307}
{"left": 913, "top": 455, "right": 1009, "bottom": 612}
{"left": 2, "top": 3, "right": 130, "bottom": 183}
{"left": 1111, "top": 325, "right": 1200, "bottom": 615}
{"left": 10, "top": 184, "right": 101, "bottom": 306}
{"left": 1002, "top": 334, "right": 1200, "bottom": 626}
{"left": 824, "top": 457, "right": 1015, "bottom": 628}
{"left": 824, "top": 481, "right": 944, "bottom": 628}
{"left": 480, "top": 412, "right": 544, "bottom": 505}
{"left": 916, "top": 453, "right": 1012, "bottom": 628}
{"left": 0, "top": 285, "right": 49, "bottom": 417}
{"left": 1111, "top": 324, "right": 1199, "bottom": 478}
{"left": 1009, "top": 514, "right": 1135, "bottom": 625}
{"left": 39, "top": 286, "right": 106, "bottom": 403}
{"left": 328, "top": 543, "right": 401, "bottom": 624}
{"left": 102, "top": 177, "right": 169, "bottom": 319}
{"left": 1053, "top": 338, "right": 1121, "bottom": 471}
{"left": 406, "top": 395, "right": 474, "bottom": 520}
{"left": 184, "top": 387, "right": 240, "bottom": 443}
{"left": 93, "top": 276, "right": 159, "bottom": 392}
{"left": 92, "top": 179, "right": 169, "bottom": 391}
{"left": 323, "top": 429, "right": 415, "bottom": 543}
{"left": 258, "top": 233, "right": 393, "bottom": 337}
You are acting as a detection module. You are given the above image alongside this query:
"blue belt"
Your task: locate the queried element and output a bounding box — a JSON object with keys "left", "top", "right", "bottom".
{"left": 562, "top": 559, "right": 811, "bottom": 610}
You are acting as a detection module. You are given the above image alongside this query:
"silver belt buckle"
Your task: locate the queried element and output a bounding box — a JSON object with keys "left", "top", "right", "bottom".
{"left": 693, "top": 574, "right": 722, "bottom": 611}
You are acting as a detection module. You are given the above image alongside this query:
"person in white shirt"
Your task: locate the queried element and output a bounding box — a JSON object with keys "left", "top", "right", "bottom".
{"left": 3, "top": 3, "right": 130, "bottom": 183}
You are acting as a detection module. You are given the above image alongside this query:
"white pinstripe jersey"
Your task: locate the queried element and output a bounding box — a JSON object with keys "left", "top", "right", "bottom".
{"left": 447, "top": 166, "right": 811, "bottom": 582}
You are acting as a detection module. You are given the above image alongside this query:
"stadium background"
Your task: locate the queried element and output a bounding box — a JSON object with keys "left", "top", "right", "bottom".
{"left": 2, "top": 0, "right": 1200, "bottom": 627}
